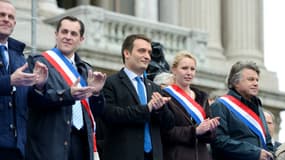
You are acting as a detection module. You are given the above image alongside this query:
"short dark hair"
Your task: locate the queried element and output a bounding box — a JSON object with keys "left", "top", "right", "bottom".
{"left": 121, "top": 34, "right": 151, "bottom": 63}
{"left": 56, "top": 16, "right": 85, "bottom": 37}
{"left": 227, "top": 61, "right": 260, "bottom": 89}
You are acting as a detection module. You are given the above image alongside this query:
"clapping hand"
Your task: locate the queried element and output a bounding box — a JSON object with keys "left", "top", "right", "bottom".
{"left": 71, "top": 78, "right": 94, "bottom": 100}
{"left": 259, "top": 149, "right": 273, "bottom": 160}
{"left": 33, "top": 61, "right": 48, "bottom": 90}
{"left": 11, "top": 63, "right": 37, "bottom": 86}
{"left": 87, "top": 70, "right": 107, "bottom": 95}
{"left": 147, "top": 92, "right": 171, "bottom": 112}
{"left": 196, "top": 117, "right": 220, "bottom": 135}
{"left": 71, "top": 70, "right": 106, "bottom": 100}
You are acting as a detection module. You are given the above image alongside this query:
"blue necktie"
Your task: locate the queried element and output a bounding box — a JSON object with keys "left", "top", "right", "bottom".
{"left": 135, "top": 76, "right": 152, "bottom": 153}
{"left": 0, "top": 45, "right": 8, "bottom": 70}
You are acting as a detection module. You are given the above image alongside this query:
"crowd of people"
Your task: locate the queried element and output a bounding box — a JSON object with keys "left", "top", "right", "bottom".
{"left": 0, "top": 0, "right": 284, "bottom": 160}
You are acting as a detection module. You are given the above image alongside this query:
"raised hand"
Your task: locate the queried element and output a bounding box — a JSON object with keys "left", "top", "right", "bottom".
{"left": 11, "top": 63, "right": 37, "bottom": 86}
{"left": 259, "top": 149, "right": 273, "bottom": 160}
{"left": 87, "top": 70, "right": 107, "bottom": 95}
{"left": 147, "top": 92, "right": 171, "bottom": 112}
{"left": 33, "top": 61, "right": 48, "bottom": 90}
{"left": 196, "top": 117, "right": 220, "bottom": 135}
{"left": 71, "top": 77, "right": 93, "bottom": 100}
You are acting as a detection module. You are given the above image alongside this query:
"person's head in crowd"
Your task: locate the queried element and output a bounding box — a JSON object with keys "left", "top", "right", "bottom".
{"left": 121, "top": 34, "right": 152, "bottom": 75}
{"left": 263, "top": 109, "right": 277, "bottom": 138}
{"left": 227, "top": 61, "right": 260, "bottom": 100}
{"left": 55, "top": 16, "right": 85, "bottom": 58}
{"left": 208, "top": 93, "right": 218, "bottom": 105}
{"left": 153, "top": 72, "right": 174, "bottom": 88}
{"left": 0, "top": 0, "right": 16, "bottom": 43}
{"left": 171, "top": 50, "right": 197, "bottom": 87}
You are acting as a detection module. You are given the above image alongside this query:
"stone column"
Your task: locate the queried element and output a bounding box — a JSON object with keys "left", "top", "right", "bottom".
{"left": 159, "top": 0, "right": 179, "bottom": 25}
{"left": 179, "top": 0, "right": 224, "bottom": 66}
{"left": 13, "top": 0, "right": 31, "bottom": 12}
{"left": 94, "top": 0, "right": 113, "bottom": 11}
{"left": 77, "top": 0, "right": 90, "bottom": 5}
{"left": 135, "top": 0, "right": 158, "bottom": 21}
{"left": 222, "top": 0, "right": 264, "bottom": 66}
{"left": 38, "top": 0, "right": 65, "bottom": 17}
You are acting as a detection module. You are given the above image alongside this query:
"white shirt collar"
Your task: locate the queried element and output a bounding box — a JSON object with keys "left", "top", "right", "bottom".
{"left": 0, "top": 42, "right": 8, "bottom": 49}
{"left": 65, "top": 54, "right": 75, "bottom": 65}
{"left": 123, "top": 67, "right": 143, "bottom": 80}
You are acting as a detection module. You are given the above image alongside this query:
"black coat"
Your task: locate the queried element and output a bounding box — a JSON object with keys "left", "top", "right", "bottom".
{"left": 102, "top": 68, "right": 175, "bottom": 160}
{"left": 26, "top": 52, "right": 104, "bottom": 160}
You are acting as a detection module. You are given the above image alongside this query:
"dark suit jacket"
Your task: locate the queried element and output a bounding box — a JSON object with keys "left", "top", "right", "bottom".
{"left": 102, "top": 68, "right": 174, "bottom": 160}
{"left": 0, "top": 37, "right": 26, "bottom": 157}
{"left": 26, "top": 52, "right": 104, "bottom": 160}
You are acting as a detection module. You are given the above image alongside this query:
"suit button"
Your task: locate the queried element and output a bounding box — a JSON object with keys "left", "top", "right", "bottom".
{"left": 64, "top": 141, "right": 68, "bottom": 146}
{"left": 56, "top": 89, "right": 65, "bottom": 96}
{"left": 11, "top": 86, "right": 16, "bottom": 95}
{"left": 67, "top": 120, "right": 70, "bottom": 125}
{"left": 59, "top": 97, "right": 63, "bottom": 101}
{"left": 9, "top": 124, "right": 14, "bottom": 129}
{"left": 8, "top": 102, "right": 12, "bottom": 108}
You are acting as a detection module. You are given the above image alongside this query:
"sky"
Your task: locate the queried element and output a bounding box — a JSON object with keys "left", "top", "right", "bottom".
{"left": 263, "top": 0, "right": 285, "bottom": 143}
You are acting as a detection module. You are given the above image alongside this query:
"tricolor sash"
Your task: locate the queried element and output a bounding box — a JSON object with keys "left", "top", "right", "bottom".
{"left": 218, "top": 95, "right": 267, "bottom": 148}
{"left": 42, "top": 48, "right": 99, "bottom": 157}
{"left": 164, "top": 84, "right": 206, "bottom": 124}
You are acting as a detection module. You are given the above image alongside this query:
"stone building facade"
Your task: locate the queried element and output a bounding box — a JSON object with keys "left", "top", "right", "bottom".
{"left": 11, "top": 0, "right": 285, "bottom": 140}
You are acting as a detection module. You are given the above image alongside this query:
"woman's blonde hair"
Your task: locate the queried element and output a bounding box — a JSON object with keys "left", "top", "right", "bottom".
{"left": 171, "top": 50, "right": 197, "bottom": 69}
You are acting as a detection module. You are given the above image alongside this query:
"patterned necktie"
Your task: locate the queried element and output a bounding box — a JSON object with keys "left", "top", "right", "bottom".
{"left": 72, "top": 101, "right": 84, "bottom": 129}
{"left": 71, "top": 62, "right": 84, "bottom": 130}
{"left": 0, "top": 45, "right": 8, "bottom": 70}
{"left": 135, "top": 76, "right": 152, "bottom": 152}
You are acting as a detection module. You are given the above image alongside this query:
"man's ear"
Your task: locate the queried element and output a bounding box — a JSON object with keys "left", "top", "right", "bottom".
{"left": 123, "top": 49, "right": 130, "bottom": 58}
{"left": 80, "top": 36, "right": 85, "bottom": 42}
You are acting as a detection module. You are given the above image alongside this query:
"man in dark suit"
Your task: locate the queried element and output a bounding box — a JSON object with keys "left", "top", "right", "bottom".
{"left": 210, "top": 61, "right": 274, "bottom": 160}
{"left": 0, "top": 0, "right": 47, "bottom": 159}
{"left": 102, "top": 34, "right": 175, "bottom": 160}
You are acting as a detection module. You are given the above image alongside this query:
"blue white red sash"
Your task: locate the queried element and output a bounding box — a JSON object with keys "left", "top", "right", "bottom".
{"left": 42, "top": 48, "right": 98, "bottom": 153}
{"left": 218, "top": 95, "right": 267, "bottom": 148}
{"left": 164, "top": 84, "right": 206, "bottom": 124}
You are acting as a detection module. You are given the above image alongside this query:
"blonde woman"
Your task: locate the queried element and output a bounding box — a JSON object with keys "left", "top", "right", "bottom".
{"left": 161, "top": 51, "right": 220, "bottom": 160}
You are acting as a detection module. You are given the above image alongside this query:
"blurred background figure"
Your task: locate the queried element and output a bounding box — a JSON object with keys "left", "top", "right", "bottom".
{"left": 153, "top": 72, "right": 174, "bottom": 89}
{"left": 146, "top": 42, "right": 169, "bottom": 81}
{"left": 208, "top": 93, "right": 218, "bottom": 106}
{"left": 276, "top": 143, "right": 285, "bottom": 160}
{"left": 263, "top": 109, "right": 282, "bottom": 150}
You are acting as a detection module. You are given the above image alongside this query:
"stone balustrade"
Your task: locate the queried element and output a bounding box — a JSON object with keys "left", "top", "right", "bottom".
{"left": 44, "top": 5, "right": 208, "bottom": 68}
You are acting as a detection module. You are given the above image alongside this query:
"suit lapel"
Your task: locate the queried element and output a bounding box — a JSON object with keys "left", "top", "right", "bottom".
{"left": 119, "top": 69, "right": 141, "bottom": 104}
{"left": 7, "top": 48, "right": 25, "bottom": 74}
{"left": 144, "top": 78, "right": 152, "bottom": 104}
